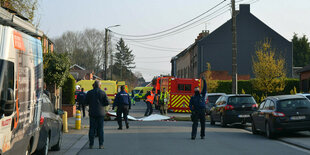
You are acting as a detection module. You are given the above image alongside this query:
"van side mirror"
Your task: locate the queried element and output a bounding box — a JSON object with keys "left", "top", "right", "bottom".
{"left": 2, "top": 88, "right": 15, "bottom": 116}
{"left": 56, "top": 109, "right": 64, "bottom": 115}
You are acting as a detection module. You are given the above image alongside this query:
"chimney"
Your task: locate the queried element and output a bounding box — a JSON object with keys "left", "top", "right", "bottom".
{"left": 239, "top": 4, "right": 250, "bottom": 13}
{"left": 195, "top": 30, "right": 209, "bottom": 42}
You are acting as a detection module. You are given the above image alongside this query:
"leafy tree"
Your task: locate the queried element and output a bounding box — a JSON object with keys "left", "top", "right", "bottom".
{"left": 0, "top": 0, "right": 39, "bottom": 23}
{"left": 114, "top": 38, "right": 135, "bottom": 80}
{"left": 292, "top": 34, "right": 310, "bottom": 67}
{"left": 43, "top": 52, "right": 71, "bottom": 89}
{"left": 252, "top": 39, "right": 286, "bottom": 95}
{"left": 204, "top": 62, "right": 218, "bottom": 93}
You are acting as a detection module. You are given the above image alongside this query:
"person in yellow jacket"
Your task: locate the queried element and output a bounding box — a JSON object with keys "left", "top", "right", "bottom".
{"left": 159, "top": 88, "right": 170, "bottom": 115}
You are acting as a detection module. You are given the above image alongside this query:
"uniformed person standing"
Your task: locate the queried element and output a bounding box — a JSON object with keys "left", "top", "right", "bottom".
{"left": 144, "top": 88, "right": 155, "bottom": 116}
{"left": 113, "top": 86, "right": 131, "bottom": 129}
{"left": 159, "top": 88, "right": 169, "bottom": 115}
{"left": 189, "top": 77, "right": 207, "bottom": 140}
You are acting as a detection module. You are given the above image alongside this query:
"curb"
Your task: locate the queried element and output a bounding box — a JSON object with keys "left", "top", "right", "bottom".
{"left": 64, "top": 134, "right": 88, "bottom": 155}
{"left": 243, "top": 126, "right": 310, "bottom": 151}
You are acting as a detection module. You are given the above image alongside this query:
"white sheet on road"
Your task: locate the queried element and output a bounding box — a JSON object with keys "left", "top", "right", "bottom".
{"left": 107, "top": 112, "right": 138, "bottom": 121}
{"left": 107, "top": 112, "right": 170, "bottom": 121}
{"left": 137, "top": 114, "right": 170, "bottom": 121}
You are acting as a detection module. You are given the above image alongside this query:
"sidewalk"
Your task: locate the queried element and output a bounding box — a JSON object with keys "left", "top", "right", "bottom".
{"left": 278, "top": 131, "right": 310, "bottom": 150}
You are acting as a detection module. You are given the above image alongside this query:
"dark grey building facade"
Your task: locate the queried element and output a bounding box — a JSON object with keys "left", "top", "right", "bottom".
{"left": 172, "top": 4, "right": 293, "bottom": 78}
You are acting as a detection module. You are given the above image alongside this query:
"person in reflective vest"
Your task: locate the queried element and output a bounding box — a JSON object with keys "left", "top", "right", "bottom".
{"left": 144, "top": 88, "right": 155, "bottom": 116}
{"left": 159, "top": 88, "right": 169, "bottom": 115}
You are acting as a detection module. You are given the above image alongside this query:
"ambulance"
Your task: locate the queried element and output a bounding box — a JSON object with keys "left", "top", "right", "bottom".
{"left": 154, "top": 77, "right": 201, "bottom": 113}
{"left": 0, "top": 7, "right": 43, "bottom": 155}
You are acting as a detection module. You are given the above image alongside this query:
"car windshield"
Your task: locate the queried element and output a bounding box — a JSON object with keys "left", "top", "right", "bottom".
{"left": 228, "top": 96, "right": 256, "bottom": 105}
{"left": 133, "top": 90, "right": 140, "bottom": 94}
{"left": 278, "top": 99, "right": 310, "bottom": 110}
{"left": 208, "top": 95, "right": 222, "bottom": 103}
{"left": 0, "top": 60, "right": 14, "bottom": 116}
{"left": 306, "top": 96, "right": 310, "bottom": 100}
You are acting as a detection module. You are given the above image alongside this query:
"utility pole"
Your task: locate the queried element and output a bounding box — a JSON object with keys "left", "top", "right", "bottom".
{"left": 104, "top": 28, "right": 108, "bottom": 80}
{"left": 231, "top": 0, "right": 238, "bottom": 94}
{"left": 110, "top": 52, "right": 113, "bottom": 80}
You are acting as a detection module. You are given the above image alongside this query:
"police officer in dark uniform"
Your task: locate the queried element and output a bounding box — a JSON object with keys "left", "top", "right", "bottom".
{"left": 113, "top": 86, "right": 131, "bottom": 130}
{"left": 189, "top": 77, "right": 207, "bottom": 140}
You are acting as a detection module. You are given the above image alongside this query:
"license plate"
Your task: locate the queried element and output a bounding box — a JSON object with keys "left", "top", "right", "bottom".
{"left": 290, "top": 116, "right": 306, "bottom": 120}
{"left": 238, "top": 115, "right": 250, "bottom": 118}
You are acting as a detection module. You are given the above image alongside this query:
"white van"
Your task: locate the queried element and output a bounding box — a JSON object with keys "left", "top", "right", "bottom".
{"left": 0, "top": 10, "right": 44, "bottom": 155}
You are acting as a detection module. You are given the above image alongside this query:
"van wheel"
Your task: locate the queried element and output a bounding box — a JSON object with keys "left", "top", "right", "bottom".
{"left": 220, "top": 115, "right": 227, "bottom": 127}
{"left": 52, "top": 130, "right": 62, "bottom": 151}
{"left": 37, "top": 136, "right": 49, "bottom": 155}
{"left": 265, "top": 122, "right": 274, "bottom": 139}
{"left": 210, "top": 115, "right": 215, "bottom": 125}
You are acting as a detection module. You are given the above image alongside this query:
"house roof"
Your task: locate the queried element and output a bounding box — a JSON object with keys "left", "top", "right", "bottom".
{"left": 70, "top": 64, "right": 86, "bottom": 70}
{"left": 297, "top": 64, "right": 310, "bottom": 73}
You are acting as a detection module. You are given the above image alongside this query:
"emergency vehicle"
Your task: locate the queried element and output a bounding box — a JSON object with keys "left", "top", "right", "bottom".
{"left": 76, "top": 80, "right": 118, "bottom": 101}
{"left": 0, "top": 7, "right": 43, "bottom": 155}
{"left": 154, "top": 77, "right": 201, "bottom": 113}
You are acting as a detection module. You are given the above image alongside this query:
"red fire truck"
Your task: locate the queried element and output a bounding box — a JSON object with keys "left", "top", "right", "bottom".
{"left": 154, "top": 77, "right": 201, "bottom": 113}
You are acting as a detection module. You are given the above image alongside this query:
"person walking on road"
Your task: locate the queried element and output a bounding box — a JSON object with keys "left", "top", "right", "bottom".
{"left": 77, "top": 88, "right": 87, "bottom": 117}
{"left": 144, "top": 88, "right": 155, "bottom": 116}
{"left": 85, "top": 80, "right": 109, "bottom": 149}
{"left": 113, "top": 86, "right": 131, "bottom": 130}
{"left": 159, "top": 88, "right": 169, "bottom": 115}
{"left": 189, "top": 77, "right": 207, "bottom": 140}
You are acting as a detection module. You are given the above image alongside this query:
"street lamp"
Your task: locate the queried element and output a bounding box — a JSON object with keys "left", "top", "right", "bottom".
{"left": 104, "top": 24, "right": 120, "bottom": 80}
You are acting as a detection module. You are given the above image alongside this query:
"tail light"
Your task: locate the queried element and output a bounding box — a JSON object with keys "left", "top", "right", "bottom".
{"left": 40, "top": 116, "right": 44, "bottom": 125}
{"left": 272, "top": 112, "right": 285, "bottom": 117}
{"left": 225, "top": 105, "right": 234, "bottom": 110}
{"left": 205, "top": 97, "right": 209, "bottom": 104}
{"left": 252, "top": 104, "right": 258, "bottom": 109}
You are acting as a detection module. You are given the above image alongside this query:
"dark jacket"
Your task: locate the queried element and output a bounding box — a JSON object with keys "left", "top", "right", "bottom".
{"left": 77, "top": 91, "right": 86, "bottom": 105}
{"left": 85, "top": 88, "right": 109, "bottom": 117}
{"left": 113, "top": 90, "right": 131, "bottom": 109}
{"left": 189, "top": 79, "right": 207, "bottom": 111}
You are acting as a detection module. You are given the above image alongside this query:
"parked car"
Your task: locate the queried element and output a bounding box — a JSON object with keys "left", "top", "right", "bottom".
{"left": 296, "top": 93, "right": 310, "bottom": 100}
{"left": 210, "top": 94, "right": 258, "bottom": 127}
{"left": 205, "top": 93, "right": 226, "bottom": 114}
{"left": 35, "top": 94, "right": 64, "bottom": 155}
{"left": 251, "top": 95, "right": 310, "bottom": 139}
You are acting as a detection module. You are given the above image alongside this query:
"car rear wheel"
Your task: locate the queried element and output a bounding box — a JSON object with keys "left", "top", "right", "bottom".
{"left": 220, "top": 115, "right": 227, "bottom": 127}
{"left": 210, "top": 115, "right": 215, "bottom": 125}
{"left": 251, "top": 121, "right": 259, "bottom": 135}
{"left": 37, "top": 136, "right": 49, "bottom": 155}
{"left": 265, "top": 122, "right": 274, "bottom": 139}
{"left": 52, "top": 130, "right": 62, "bottom": 151}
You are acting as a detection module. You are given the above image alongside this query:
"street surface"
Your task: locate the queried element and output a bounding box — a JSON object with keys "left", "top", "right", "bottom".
{"left": 74, "top": 101, "right": 310, "bottom": 155}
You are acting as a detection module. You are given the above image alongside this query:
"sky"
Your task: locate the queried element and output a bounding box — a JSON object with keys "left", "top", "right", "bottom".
{"left": 37, "top": 0, "right": 310, "bottom": 81}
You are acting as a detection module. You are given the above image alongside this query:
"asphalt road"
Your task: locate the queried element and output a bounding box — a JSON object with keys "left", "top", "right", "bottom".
{"left": 77, "top": 102, "right": 310, "bottom": 155}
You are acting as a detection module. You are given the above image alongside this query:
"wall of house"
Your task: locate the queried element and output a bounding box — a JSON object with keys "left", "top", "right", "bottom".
{"left": 197, "top": 4, "right": 293, "bottom": 78}
{"left": 300, "top": 71, "right": 310, "bottom": 92}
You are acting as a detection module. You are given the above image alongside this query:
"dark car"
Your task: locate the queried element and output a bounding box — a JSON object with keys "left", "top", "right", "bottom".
{"left": 35, "top": 94, "right": 64, "bottom": 155}
{"left": 205, "top": 93, "right": 226, "bottom": 115}
{"left": 251, "top": 95, "right": 310, "bottom": 139}
{"left": 210, "top": 94, "right": 258, "bottom": 127}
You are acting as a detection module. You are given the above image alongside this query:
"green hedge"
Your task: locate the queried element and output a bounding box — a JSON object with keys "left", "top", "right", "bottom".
{"left": 62, "top": 74, "right": 76, "bottom": 105}
{"left": 214, "top": 79, "right": 300, "bottom": 95}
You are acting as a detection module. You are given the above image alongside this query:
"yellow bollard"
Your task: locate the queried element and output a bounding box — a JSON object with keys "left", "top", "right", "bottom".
{"left": 62, "top": 111, "right": 68, "bottom": 133}
{"left": 75, "top": 110, "right": 81, "bottom": 130}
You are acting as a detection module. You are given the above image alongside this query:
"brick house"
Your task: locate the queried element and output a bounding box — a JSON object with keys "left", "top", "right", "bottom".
{"left": 298, "top": 65, "right": 310, "bottom": 92}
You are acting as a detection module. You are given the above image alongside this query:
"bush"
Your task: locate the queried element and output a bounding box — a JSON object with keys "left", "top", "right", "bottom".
{"left": 214, "top": 79, "right": 300, "bottom": 101}
{"left": 62, "top": 74, "right": 76, "bottom": 105}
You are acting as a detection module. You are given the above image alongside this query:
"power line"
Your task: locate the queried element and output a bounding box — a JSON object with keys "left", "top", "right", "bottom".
{"left": 111, "top": 3, "right": 231, "bottom": 42}
{"left": 111, "top": 0, "right": 227, "bottom": 38}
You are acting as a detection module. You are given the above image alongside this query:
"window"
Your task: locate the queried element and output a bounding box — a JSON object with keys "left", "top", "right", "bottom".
{"left": 0, "top": 60, "right": 15, "bottom": 116}
{"left": 178, "top": 84, "right": 192, "bottom": 92}
{"left": 263, "top": 100, "right": 271, "bottom": 110}
{"left": 278, "top": 99, "right": 310, "bottom": 110}
{"left": 259, "top": 101, "right": 266, "bottom": 110}
{"left": 269, "top": 101, "right": 275, "bottom": 110}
